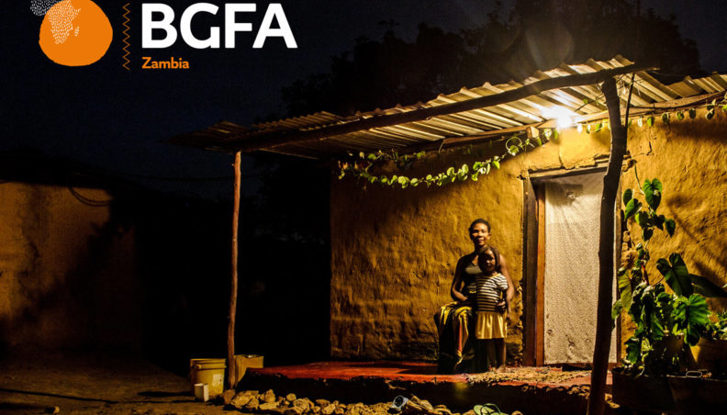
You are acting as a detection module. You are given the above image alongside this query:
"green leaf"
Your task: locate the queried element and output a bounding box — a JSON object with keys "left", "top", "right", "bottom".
{"left": 642, "top": 179, "right": 662, "bottom": 211}
{"left": 625, "top": 337, "right": 641, "bottom": 364}
{"left": 534, "top": 136, "right": 543, "bottom": 146}
{"left": 470, "top": 173, "right": 479, "bottom": 182}
{"left": 677, "top": 111, "right": 685, "bottom": 120}
{"left": 492, "top": 160, "right": 500, "bottom": 169}
{"left": 657, "top": 254, "right": 693, "bottom": 297}
{"left": 689, "top": 108, "right": 697, "bottom": 119}
{"left": 624, "top": 198, "right": 642, "bottom": 220}
{"left": 623, "top": 189, "right": 633, "bottom": 206}
{"left": 635, "top": 211, "right": 649, "bottom": 227}
{"left": 691, "top": 274, "right": 727, "bottom": 298}
{"left": 654, "top": 215, "right": 665, "bottom": 230}
{"left": 410, "top": 178, "right": 420, "bottom": 187}
{"left": 618, "top": 271, "right": 633, "bottom": 311}
{"left": 673, "top": 294, "right": 710, "bottom": 345}
{"left": 665, "top": 218, "right": 676, "bottom": 236}
{"left": 661, "top": 113, "right": 669, "bottom": 125}
{"left": 647, "top": 116, "right": 654, "bottom": 127}
{"left": 472, "top": 161, "right": 482, "bottom": 171}
{"left": 507, "top": 146, "right": 519, "bottom": 156}
{"left": 642, "top": 227, "right": 654, "bottom": 241}
{"left": 552, "top": 129, "right": 560, "bottom": 141}
{"left": 460, "top": 164, "right": 469, "bottom": 174}
{"left": 706, "top": 110, "right": 715, "bottom": 120}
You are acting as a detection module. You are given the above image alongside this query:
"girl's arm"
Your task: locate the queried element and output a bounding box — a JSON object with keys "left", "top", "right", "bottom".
{"left": 499, "top": 253, "right": 515, "bottom": 314}
{"left": 450, "top": 258, "right": 468, "bottom": 303}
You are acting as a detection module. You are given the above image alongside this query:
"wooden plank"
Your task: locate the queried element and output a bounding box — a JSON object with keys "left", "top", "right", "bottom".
{"left": 210, "top": 64, "right": 651, "bottom": 153}
{"left": 522, "top": 177, "right": 538, "bottom": 366}
{"left": 536, "top": 184, "right": 546, "bottom": 366}
{"left": 227, "top": 151, "right": 241, "bottom": 390}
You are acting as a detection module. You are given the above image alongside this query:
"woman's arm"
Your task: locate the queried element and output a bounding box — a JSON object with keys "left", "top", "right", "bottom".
{"left": 499, "top": 253, "right": 515, "bottom": 314}
{"left": 450, "top": 258, "right": 468, "bottom": 302}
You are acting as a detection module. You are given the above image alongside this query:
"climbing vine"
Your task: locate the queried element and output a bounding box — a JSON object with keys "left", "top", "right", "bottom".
{"left": 336, "top": 128, "right": 557, "bottom": 188}
{"left": 336, "top": 94, "right": 727, "bottom": 190}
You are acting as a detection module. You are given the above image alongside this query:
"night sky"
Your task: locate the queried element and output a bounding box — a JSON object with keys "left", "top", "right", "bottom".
{"left": 3, "top": 0, "right": 726, "bottom": 199}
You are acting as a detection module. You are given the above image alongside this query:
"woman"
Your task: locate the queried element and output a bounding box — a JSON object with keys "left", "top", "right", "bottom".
{"left": 435, "top": 218, "right": 514, "bottom": 373}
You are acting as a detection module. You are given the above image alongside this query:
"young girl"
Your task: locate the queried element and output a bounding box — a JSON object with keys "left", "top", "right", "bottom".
{"left": 474, "top": 246, "right": 509, "bottom": 371}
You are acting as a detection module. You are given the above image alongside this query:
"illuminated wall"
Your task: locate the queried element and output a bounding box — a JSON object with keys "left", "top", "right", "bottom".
{"left": 0, "top": 182, "right": 140, "bottom": 352}
{"left": 329, "top": 108, "right": 727, "bottom": 361}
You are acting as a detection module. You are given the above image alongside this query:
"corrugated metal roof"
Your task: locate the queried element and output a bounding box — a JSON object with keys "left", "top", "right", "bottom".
{"left": 171, "top": 56, "right": 727, "bottom": 159}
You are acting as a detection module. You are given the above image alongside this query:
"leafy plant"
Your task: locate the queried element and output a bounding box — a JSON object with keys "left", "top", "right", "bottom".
{"left": 704, "top": 311, "right": 727, "bottom": 341}
{"left": 613, "top": 172, "right": 726, "bottom": 375}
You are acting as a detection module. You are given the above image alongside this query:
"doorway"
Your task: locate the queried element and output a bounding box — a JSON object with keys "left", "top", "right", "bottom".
{"left": 522, "top": 168, "right": 618, "bottom": 366}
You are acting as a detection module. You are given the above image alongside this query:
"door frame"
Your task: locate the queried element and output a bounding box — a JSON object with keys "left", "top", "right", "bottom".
{"left": 521, "top": 161, "right": 622, "bottom": 366}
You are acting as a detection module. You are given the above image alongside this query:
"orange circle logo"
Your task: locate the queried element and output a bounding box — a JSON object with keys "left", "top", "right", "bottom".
{"left": 38, "top": 0, "right": 113, "bottom": 66}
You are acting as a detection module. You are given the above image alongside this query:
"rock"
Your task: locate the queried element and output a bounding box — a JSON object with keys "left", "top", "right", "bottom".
{"left": 244, "top": 397, "right": 260, "bottom": 411}
{"left": 284, "top": 407, "right": 304, "bottom": 415}
{"left": 260, "top": 401, "right": 283, "bottom": 412}
{"left": 286, "top": 393, "right": 298, "bottom": 402}
{"left": 321, "top": 404, "right": 337, "bottom": 415}
{"left": 230, "top": 392, "right": 255, "bottom": 409}
{"left": 463, "top": 411, "right": 475, "bottom": 415}
{"left": 370, "top": 403, "right": 390, "bottom": 415}
{"left": 334, "top": 407, "right": 345, "bottom": 415}
{"left": 293, "top": 398, "right": 313, "bottom": 412}
{"left": 263, "top": 389, "right": 277, "bottom": 403}
{"left": 434, "top": 405, "right": 452, "bottom": 415}
{"left": 315, "top": 399, "right": 330, "bottom": 407}
{"left": 312, "top": 406, "right": 321, "bottom": 414}
{"left": 409, "top": 396, "right": 434, "bottom": 412}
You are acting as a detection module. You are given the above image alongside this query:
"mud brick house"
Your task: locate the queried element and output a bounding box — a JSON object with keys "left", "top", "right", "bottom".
{"left": 174, "top": 56, "right": 727, "bottom": 368}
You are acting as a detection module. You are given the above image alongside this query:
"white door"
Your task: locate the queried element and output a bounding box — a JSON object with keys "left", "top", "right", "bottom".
{"left": 543, "top": 172, "right": 616, "bottom": 365}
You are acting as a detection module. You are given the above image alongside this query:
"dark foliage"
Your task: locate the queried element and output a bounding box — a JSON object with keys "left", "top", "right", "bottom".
{"left": 282, "top": 0, "right": 701, "bottom": 117}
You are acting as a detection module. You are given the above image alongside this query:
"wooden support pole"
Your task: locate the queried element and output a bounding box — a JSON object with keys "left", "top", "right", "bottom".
{"left": 227, "top": 151, "right": 241, "bottom": 390}
{"left": 587, "top": 78, "right": 627, "bottom": 415}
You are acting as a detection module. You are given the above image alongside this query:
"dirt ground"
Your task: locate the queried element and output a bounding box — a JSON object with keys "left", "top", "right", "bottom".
{"left": 0, "top": 351, "right": 238, "bottom": 415}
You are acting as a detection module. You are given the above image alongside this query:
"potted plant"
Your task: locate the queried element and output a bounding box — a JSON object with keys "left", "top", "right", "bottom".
{"left": 611, "top": 174, "right": 727, "bottom": 412}
{"left": 693, "top": 311, "right": 727, "bottom": 376}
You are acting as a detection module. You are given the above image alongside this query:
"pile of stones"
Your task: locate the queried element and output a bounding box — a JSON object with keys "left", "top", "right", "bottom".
{"left": 223, "top": 390, "right": 523, "bottom": 415}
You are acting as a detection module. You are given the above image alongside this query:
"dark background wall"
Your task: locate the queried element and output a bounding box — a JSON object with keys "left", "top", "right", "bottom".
{"left": 0, "top": 153, "right": 331, "bottom": 375}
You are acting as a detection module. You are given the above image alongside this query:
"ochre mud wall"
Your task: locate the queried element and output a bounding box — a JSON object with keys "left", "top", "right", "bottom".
{"left": 0, "top": 182, "right": 139, "bottom": 352}
{"left": 330, "top": 108, "right": 727, "bottom": 361}
{"left": 618, "top": 108, "right": 727, "bottom": 345}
